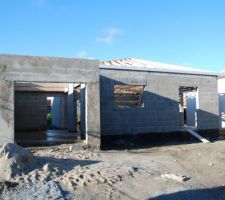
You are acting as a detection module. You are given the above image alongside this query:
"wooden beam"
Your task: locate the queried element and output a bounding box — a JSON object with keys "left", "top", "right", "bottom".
{"left": 185, "top": 127, "right": 210, "bottom": 143}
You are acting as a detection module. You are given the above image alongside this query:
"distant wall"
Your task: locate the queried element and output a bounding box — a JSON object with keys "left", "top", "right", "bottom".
{"left": 218, "top": 78, "right": 225, "bottom": 129}
{"left": 51, "top": 95, "right": 67, "bottom": 129}
{"left": 186, "top": 94, "right": 197, "bottom": 127}
{"left": 15, "top": 92, "right": 68, "bottom": 131}
{"left": 100, "top": 69, "right": 219, "bottom": 136}
{"left": 15, "top": 92, "right": 48, "bottom": 130}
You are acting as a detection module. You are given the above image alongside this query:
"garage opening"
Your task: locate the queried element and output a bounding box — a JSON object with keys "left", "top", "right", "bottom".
{"left": 179, "top": 86, "right": 198, "bottom": 128}
{"left": 14, "top": 82, "right": 86, "bottom": 146}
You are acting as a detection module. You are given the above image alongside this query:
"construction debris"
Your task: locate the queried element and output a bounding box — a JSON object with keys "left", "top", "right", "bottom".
{"left": 161, "top": 173, "right": 189, "bottom": 183}
{"left": 185, "top": 127, "right": 210, "bottom": 143}
{"left": 209, "top": 162, "right": 214, "bottom": 166}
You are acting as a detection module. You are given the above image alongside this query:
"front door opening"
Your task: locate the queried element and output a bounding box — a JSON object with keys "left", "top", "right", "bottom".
{"left": 179, "top": 86, "right": 198, "bottom": 128}
{"left": 14, "top": 82, "right": 86, "bottom": 146}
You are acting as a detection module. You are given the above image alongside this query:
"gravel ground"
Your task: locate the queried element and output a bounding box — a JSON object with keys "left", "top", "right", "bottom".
{"left": 1, "top": 181, "right": 69, "bottom": 200}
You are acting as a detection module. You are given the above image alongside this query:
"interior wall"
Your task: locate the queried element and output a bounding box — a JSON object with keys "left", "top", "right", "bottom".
{"left": 15, "top": 92, "right": 47, "bottom": 130}
{"left": 186, "top": 92, "right": 197, "bottom": 127}
{"left": 51, "top": 96, "right": 67, "bottom": 129}
{"left": 15, "top": 92, "right": 68, "bottom": 131}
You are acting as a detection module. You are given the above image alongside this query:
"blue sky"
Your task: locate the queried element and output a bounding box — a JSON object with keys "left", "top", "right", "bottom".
{"left": 0, "top": 0, "right": 225, "bottom": 72}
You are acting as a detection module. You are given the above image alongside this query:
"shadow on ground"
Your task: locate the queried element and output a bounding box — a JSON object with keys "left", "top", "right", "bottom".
{"left": 34, "top": 156, "right": 100, "bottom": 175}
{"left": 149, "top": 186, "right": 225, "bottom": 200}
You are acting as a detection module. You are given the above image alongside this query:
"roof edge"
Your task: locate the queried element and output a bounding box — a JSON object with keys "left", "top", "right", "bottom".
{"left": 100, "top": 64, "right": 219, "bottom": 77}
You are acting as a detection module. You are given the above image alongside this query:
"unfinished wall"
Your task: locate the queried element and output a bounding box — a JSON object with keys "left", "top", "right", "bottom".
{"left": 15, "top": 92, "right": 47, "bottom": 130}
{"left": 51, "top": 95, "right": 67, "bottom": 129}
{"left": 0, "top": 55, "right": 100, "bottom": 146}
{"left": 0, "top": 80, "right": 14, "bottom": 143}
{"left": 15, "top": 91, "right": 68, "bottom": 131}
{"left": 100, "top": 69, "right": 219, "bottom": 136}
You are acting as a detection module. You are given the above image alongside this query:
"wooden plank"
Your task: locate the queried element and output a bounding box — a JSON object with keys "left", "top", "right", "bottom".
{"left": 185, "top": 127, "right": 210, "bottom": 143}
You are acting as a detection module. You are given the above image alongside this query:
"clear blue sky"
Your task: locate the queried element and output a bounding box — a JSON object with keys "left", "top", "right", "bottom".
{"left": 0, "top": 0, "right": 225, "bottom": 72}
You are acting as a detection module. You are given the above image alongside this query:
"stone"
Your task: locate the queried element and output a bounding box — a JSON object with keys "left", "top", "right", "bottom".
{"left": 42, "top": 163, "right": 53, "bottom": 173}
{"left": 209, "top": 162, "right": 214, "bottom": 166}
{"left": 161, "top": 173, "right": 189, "bottom": 183}
{"left": 69, "top": 146, "right": 73, "bottom": 152}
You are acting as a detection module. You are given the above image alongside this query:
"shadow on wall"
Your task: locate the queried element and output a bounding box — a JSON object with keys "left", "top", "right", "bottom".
{"left": 100, "top": 75, "right": 219, "bottom": 150}
{"left": 149, "top": 186, "right": 225, "bottom": 200}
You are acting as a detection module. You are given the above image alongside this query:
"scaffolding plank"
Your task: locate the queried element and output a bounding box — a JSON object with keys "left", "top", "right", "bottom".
{"left": 185, "top": 127, "right": 210, "bottom": 143}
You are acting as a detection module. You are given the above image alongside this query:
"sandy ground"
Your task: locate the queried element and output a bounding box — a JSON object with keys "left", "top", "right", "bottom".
{"left": 1, "top": 141, "right": 225, "bottom": 200}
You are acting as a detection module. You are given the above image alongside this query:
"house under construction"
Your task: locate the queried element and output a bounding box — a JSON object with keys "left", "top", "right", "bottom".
{"left": 0, "top": 55, "right": 224, "bottom": 148}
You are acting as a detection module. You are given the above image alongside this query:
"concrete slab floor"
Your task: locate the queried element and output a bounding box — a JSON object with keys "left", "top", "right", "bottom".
{"left": 15, "top": 130, "right": 82, "bottom": 146}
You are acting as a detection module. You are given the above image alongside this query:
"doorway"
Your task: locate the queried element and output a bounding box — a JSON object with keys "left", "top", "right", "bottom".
{"left": 179, "top": 86, "right": 198, "bottom": 128}
{"left": 14, "top": 82, "right": 86, "bottom": 146}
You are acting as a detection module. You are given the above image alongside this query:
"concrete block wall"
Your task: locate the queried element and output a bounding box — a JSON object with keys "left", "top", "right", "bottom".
{"left": 0, "top": 55, "right": 100, "bottom": 146}
{"left": 15, "top": 92, "right": 74, "bottom": 131}
{"left": 15, "top": 92, "right": 47, "bottom": 130}
{"left": 100, "top": 69, "right": 219, "bottom": 136}
{"left": 51, "top": 95, "right": 67, "bottom": 129}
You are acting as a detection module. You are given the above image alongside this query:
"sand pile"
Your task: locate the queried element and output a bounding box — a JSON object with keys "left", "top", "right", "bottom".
{"left": 0, "top": 143, "right": 35, "bottom": 180}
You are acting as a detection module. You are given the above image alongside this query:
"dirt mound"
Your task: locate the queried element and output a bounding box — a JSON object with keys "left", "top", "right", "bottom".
{"left": 0, "top": 143, "right": 35, "bottom": 180}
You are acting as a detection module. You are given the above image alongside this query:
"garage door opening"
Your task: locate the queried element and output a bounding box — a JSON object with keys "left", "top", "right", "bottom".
{"left": 179, "top": 86, "right": 198, "bottom": 128}
{"left": 14, "top": 82, "right": 86, "bottom": 146}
